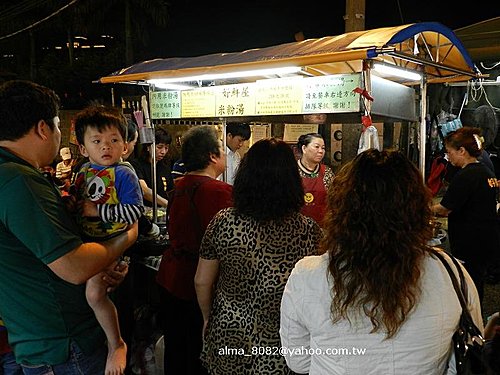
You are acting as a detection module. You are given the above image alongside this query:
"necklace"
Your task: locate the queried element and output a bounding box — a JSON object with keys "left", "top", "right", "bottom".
{"left": 299, "top": 159, "right": 319, "bottom": 178}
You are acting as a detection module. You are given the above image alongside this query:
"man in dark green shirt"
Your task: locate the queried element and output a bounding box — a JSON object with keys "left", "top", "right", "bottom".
{"left": 0, "top": 80, "right": 138, "bottom": 374}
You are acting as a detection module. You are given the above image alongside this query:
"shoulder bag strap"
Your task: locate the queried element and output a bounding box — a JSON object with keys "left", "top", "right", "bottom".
{"left": 431, "top": 249, "right": 483, "bottom": 338}
{"left": 432, "top": 250, "right": 468, "bottom": 310}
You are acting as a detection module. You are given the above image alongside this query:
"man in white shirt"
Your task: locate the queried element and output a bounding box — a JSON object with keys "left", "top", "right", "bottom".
{"left": 225, "top": 122, "right": 251, "bottom": 185}
{"left": 55, "top": 146, "right": 74, "bottom": 180}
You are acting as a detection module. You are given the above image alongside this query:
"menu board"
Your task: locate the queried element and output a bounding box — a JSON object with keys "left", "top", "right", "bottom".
{"left": 250, "top": 125, "right": 270, "bottom": 144}
{"left": 283, "top": 124, "right": 319, "bottom": 142}
{"left": 150, "top": 73, "right": 362, "bottom": 119}
{"left": 303, "top": 75, "right": 360, "bottom": 113}
{"left": 181, "top": 88, "right": 216, "bottom": 118}
{"left": 150, "top": 91, "right": 181, "bottom": 119}
{"left": 254, "top": 78, "right": 303, "bottom": 115}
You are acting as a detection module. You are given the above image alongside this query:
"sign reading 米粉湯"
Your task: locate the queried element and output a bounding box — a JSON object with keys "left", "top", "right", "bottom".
{"left": 149, "top": 73, "right": 361, "bottom": 119}
{"left": 215, "top": 83, "right": 256, "bottom": 117}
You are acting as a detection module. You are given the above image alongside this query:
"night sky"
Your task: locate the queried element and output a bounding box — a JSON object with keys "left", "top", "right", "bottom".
{"left": 157, "top": 0, "right": 498, "bottom": 58}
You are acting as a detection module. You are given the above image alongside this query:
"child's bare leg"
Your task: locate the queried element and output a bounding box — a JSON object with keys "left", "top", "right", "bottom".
{"left": 86, "top": 272, "right": 127, "bottom": 375}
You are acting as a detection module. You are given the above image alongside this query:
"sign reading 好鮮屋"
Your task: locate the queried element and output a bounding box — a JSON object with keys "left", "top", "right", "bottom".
{"left": 149, "top": 73, "right": 361, "bottom": 119}
{"left": 215, "top": 83, "right": 255, "bottom": 117}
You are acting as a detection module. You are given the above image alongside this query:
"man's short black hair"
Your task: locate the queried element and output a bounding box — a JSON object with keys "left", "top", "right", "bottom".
{"left": 155, "top": 128, "right": 172, "bottom": 145}
{"left": 226, "top": 122, "right": 251, "bottom": 140}
{"left": 182, "top": 126, "right": 221, "bottom": 172}
{"left": 0, "top": 80, "right": 60, "bottom": 141}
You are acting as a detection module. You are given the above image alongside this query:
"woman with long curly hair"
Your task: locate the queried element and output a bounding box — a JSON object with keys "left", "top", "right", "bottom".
{"left": 280, "top": 149, "right": 483, "bottom": 375}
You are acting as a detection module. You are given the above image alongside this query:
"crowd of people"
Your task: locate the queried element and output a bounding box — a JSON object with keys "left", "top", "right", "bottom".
{"left": 0, "top": 78, "right": 499, "bottom": 375}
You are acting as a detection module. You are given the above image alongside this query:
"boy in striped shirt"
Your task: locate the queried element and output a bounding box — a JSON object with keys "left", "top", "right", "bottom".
{"left": 73, "top": 105, "right": 144, "bottom": 375}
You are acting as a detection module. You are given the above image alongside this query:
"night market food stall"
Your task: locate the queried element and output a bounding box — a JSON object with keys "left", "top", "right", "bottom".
{"left": 98, "top": 23, "right": 485, "bottom": 372}
{"left": 99, "top": 22, "right": 482, "bottom": 178}
{"left": 96, "top": 20, "right": 487, "bottom": 261}
{"left": 97, "top": 21, "right": 485, "bottom": 273}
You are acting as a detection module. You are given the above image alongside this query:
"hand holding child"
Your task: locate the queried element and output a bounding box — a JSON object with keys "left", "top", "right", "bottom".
{"left": 82, "top": 200, "right": 99, "bottom": 217}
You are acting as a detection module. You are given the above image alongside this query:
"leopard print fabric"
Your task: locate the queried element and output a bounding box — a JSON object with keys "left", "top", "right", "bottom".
{"left": 199, "top": 207, "right": 323, "bottom": 375}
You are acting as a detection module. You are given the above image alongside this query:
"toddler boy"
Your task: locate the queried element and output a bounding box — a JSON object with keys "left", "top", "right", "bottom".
{"left": 73, "top": 105, "right": 144, "bottom": 375}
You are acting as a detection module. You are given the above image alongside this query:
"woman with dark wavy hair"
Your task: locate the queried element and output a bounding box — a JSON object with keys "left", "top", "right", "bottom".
{"left": 280, "top": 149, "right": 483, "bottom": 375}
{"left": 195, "top": 138, "right": 322, "bottom": 375}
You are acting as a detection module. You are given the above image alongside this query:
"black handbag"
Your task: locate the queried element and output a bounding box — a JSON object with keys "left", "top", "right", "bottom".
{"left": 432, "top": 249, "right": 487, "bottom": 375}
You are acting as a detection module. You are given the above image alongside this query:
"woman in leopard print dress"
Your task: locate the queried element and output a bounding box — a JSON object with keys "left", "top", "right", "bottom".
{"left": 195, "top": 138, "right": 323, "bottom": 374}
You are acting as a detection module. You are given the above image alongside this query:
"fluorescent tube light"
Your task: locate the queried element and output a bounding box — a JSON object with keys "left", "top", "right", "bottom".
{"left": 373, "top": 63, "right": 421, "bottom": 81}
{"left": 152, "top": 82, "right": 194, "bottom": 90}
{"left": 147, "top": 66, "right": 302, "bottom": 85}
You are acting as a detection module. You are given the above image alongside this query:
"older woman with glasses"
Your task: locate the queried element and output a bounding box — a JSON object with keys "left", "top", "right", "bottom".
{"left": 157, "top": 126, "right": 233, "bottom": 375}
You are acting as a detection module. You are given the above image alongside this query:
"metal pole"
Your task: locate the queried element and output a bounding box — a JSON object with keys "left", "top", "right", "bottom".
{"left": 419, "top": 75, "right": 427, "bottom": 180}
{"left": 222, "top": 120, "right": 227, "bottom": 183}
{"left": 151, "top": 126, "right": 157, "bottom": 223}
{"left": 140, "top": 94, "right": 158, "bottom": 223}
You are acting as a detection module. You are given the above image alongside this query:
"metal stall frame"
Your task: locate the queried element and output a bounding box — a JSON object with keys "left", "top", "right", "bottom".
{"left": 101, "top": 22, "right": 482, "bottom": 183}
